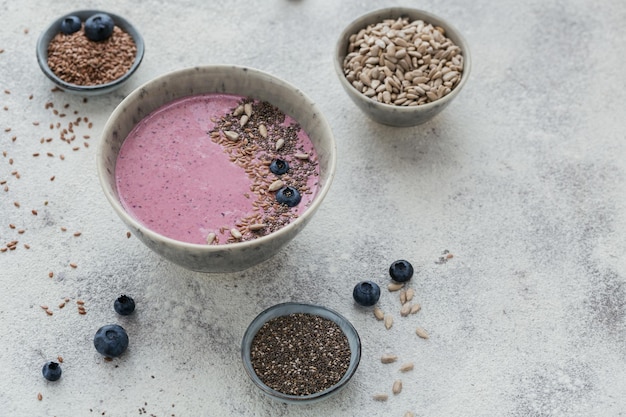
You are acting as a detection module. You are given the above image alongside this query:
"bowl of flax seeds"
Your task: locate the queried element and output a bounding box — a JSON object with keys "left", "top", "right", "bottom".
{"left": 241, "top": 302, "right": 361, "bottom": 404}
{"left": 36, "top": 10, "right": 144, "bottom": 96}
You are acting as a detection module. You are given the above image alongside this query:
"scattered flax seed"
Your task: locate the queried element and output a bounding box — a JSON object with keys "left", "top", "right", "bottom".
{"left": 48, "top": 271, "right": 54, "bottom": 278}
{"left": 9, "top": 224, "right": 15, "bottom": 229}
{"left": 372, "top": 393, "right": 389, "bottom": 402}
{"left": 126, "top": 231, "right": 131, "bottom": 238}
{"left": 50, "top": 175, "right": 55, "bottom": 181}
{"left": 373, "top": 306, "right": 385, "bottom": 320}
{"left": 415, "top": 327, "right": 430, "bottom": 339}
{"left": 57, "top": 356, "right": 63, "bottom": 363}
{"left": 58, "top": 302, "right": 65, "bottom": 309}
{"left": 392, "top": 380, "right": 403, "bottom": 395}
{"left": 31, "top": 209, "right": 38, "bottom": 216}
{"left": 399, "top": 362, "right": 415, "bottom": 372}
{"left": 37, "top": 393, "right": 42, "bottom": 401}
{"left": 13, "top": 201, "right": 20, "bottom": 208}
{"left": 381, "top": 354, "right": 398, "bottom": 364}
{"left": 40, "top": 305, "right": 49, "bottom": 310}
{"left": 45, "top": 309, "right": 53, "bottom": 316}
{"left": 388, "top": 282, "right": 404, "bottom": 292}
{"left": 60, "top": 227, "right": 67, "bottom": 232}
{"left": 384, "top": 314, "right": 393, "bottom": 329}
{"left": 76, "top": 300, "right": 85, "bottom": 305}
{"left": 24, "top": 244, "right": 30, "bottom": 249}
{"left": 73, "top": 232, "right": 82, "bottom": 237}
{"left": 69, "top": 262, "right": 77, "bottom": 268}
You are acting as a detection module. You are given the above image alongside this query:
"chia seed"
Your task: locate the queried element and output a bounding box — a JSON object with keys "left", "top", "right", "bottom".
{"left": 250, "top": 313, "right": 351, "bottom": 396}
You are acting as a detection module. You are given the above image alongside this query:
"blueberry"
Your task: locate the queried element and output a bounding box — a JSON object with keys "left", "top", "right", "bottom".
{"left": 84, "top": 13, "right": 115, "bottom": 41}
{"left": 275, "top": 186, "right": 301, "bottom": 207}
{"left": 94, "top": 324, "right": 129, "bottom": 358}
{"left": 353, "top": 281, "right": 381, "bottom": 306}
{"left": 269, "top": 159, "right": 289, "bottom": 175}
{"left": 389, "top": 259, "right": 414, "bottom": 282}
{"left": 42, "top": 361, "right": 62, "bottom": 381}
{"left": 60, "top": 15, "right": 81, "bottom": 35}
{"left": 114, "top": 295, "right": 135, "bottom": 316}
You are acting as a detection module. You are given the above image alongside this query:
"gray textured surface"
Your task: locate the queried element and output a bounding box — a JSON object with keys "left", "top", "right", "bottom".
{"left": 1, "top": 0, "right": 625, "bottom": 416}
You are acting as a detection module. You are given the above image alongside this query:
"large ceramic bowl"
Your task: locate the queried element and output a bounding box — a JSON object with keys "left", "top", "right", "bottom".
{"left": 334, "top": 7, "right": 471, "bottom": 127}
{"left": 36, "top": 10, "right": 144, "bottom": 96}
{"left": 97, "top": 65, "right": 336, "bottom": 273}
{"left": 241, "top": 303, "right": 361, "bottom": 404}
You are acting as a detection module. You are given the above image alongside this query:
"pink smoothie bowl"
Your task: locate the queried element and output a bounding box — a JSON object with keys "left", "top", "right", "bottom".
{"left": 96, "top": 65, "right": 336, "bottom": 273}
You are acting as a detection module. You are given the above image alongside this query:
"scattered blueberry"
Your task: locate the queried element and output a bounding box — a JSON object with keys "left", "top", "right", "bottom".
{"left": 42, "top": 361, "right": 62, "bottom": 381}
{"left": 94, "top": 324, "right": 129, "bottom": 358}
{"left": 269, "top": 159, "right": 289, "bottom": 175}
{"left": 275, "top": 186, "right": 301, "bottom": 207}
{"left": 389, "top": 259, "right": 414, "bottom": 282}
{"left": 353, "top": 281, "right": 381, "bottom": 306}
{"left": 84, "top": 13, "right": 115, "bottom": 41}
{"left": 60, "top": 15, "right": 81, "bottom": 35}
{"left": 114, "top": 295, "right": 135, "bottom": 316}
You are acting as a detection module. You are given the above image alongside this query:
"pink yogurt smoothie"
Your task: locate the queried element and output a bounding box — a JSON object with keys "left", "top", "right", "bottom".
{"left": 115, "top": 93, "right": 319, "bottom": 245}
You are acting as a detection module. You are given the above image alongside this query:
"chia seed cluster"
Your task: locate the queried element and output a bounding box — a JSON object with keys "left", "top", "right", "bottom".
{"left": 250, "top": 313, "right": 351, "bottom": 396}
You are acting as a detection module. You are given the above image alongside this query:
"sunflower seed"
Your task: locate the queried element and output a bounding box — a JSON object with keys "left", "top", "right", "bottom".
{"left": 399, "top": 289, "right": 407, "bottom": 304}
{"left": 233, "top": 105, "right": 244, "bottom": 116}
{"left": 415, "top": 327, "right": 429, "bottom": 339}
{"left": 230, "top": 228, "right": 242, "bottom": 240}
{"left": 388, "top": 282, "right": 404, "bottom": 292}
{"left": 399, "top": 362, "right": 414, "bottom": 372}
{"left": 384, "top": 314, "right": 393, "bottom": 330}
{"left": 206, "top": 232, "right": 216, "bottom": 245}
{"left": 239, "top": 114, "right": 249, "bottom": 127}
{"left": 392, "top": 380, "right": 403, "bottom": 395}
{"left": 410, "top": 303, "right": 421, "bottom": 314}
{"left": 372, "top": 393, "right": 388, "bottom": 402}
{"left": 294, "top": 153, "right": 309, "bottom": 160}
{"left": 405, "top": 288, "right": 415, "bottom": 302}
{"left": 275, "top": 138, "right": 285, "bottom": 151}
{"left": 404, "top": 412, "right": 415, "bottom": 417}
{"left": 268, "top": 179, "right": 284, "bottom": 192}
{"left": 400, "top": 303, "right": 412, "bottom": 317}
{"left": 381, "top": 354, "right": 398, "bottom": 364}
{"left": 244, "top": 102, "right": 252, "bottom": 117}
{"left": 259, "top": 124, "right": 268, "bottom": 138}
{"left": 223, "top": 130, "right": 239, "bottom": 141}
{"left": 373, "top": 306, "right": 385, "bottom": 320}
{"left": 248, "top": 223, "right": 267, "bottom": 231}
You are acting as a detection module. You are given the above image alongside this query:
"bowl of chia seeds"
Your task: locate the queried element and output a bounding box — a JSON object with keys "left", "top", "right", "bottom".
{"left": 36, "top": 10, "right": 144, "bottom": 96}
{"left": 334, "top": 7, "right": 471, "bottom": 126}
{"left": 241, "top": 302, "right": 361, "bottom": 404}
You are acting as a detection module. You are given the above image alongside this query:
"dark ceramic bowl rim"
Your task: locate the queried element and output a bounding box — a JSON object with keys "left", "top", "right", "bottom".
{"left": 36, "top": 9, "right": 145, "bottom": 94}
{"left": 241, "top": 302, "right": 361, "bottom": 403}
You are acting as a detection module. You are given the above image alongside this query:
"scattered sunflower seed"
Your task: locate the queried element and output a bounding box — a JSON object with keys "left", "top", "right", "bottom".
{"left": 388, "top": 282, "right": 404, "bottom": 292}
{"left": 399, "top": 362, "right": 414, "bottom": 372}
{"left": 372, "top": 393, "right": 389, "bottom": 402}
{"left": 384, "top": 314, "right": 393, "bottom": 330}
{"left": 415, "top": 327, "right": 430, "bottom": 339}
{"left": 223, "top": 130, "right": 240, "bottom": 141}
{"left": 410, "top": 303, "right": 422, "bottom": 314}
{"left": 405, "top": 288, "right": 415, "bottom": 302}
{"left": 373, "top": 306, "right": 385, "bottom": 320}
{"left": 392, "top": 380, "right": 403, "bottom": 395}
{"left": 381, "top": 354, "right": 398, "bottom": 364}
{"left": 400, "top": 303, "right": 412, "bottom": 317}
{"left": 268, "top": 179, "right": 284, "bottom": 192}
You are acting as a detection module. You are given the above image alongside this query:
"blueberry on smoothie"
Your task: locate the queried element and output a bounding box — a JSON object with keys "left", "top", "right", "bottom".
{"left": 60, "top": 15, "right": 81, "bottom": 35}
{"left": 389, "top": 259, "right": 414, "bottom": 282}
{"left": 94, "top": 324, "right": 129, "bottom": 358}
{"left": 269, "top": 159, "right": 289, "bottom": 175}
{"left": 42, "top": 361, "right": 62, "bottom": 381}
{"left": 353, "top": 281, "right": 381, "bottom": 306}
{"left": 84, "top": 13, "right": 114, "bottom": 41}
{"left": 114, "top": 295, "right": 135, "bottom": 316}
{"left": 275, "top": 186, "right": 301, "bottom": 207}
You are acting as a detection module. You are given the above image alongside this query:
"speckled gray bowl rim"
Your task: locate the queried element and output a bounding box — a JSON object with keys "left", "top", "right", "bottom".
{"left": 334, "top": 7, "right": 471, "bottom": 116}
{"left": 97, "top": 65, "right": 337, "bottom": 256}
{"left": 241, "top": 302, "right": 361, "bottom": 404}
{"left": 36, "top": 9, "right": 145, "bottom": 95}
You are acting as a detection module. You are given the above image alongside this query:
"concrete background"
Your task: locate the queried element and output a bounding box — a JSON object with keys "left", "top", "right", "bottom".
{"left": 1, "top": 0, "right": 626, "bottom": 416}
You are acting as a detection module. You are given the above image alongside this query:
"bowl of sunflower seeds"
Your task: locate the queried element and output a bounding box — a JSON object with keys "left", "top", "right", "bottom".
{"left": 334, "top": 7, "right": 471, "bottom": 127}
